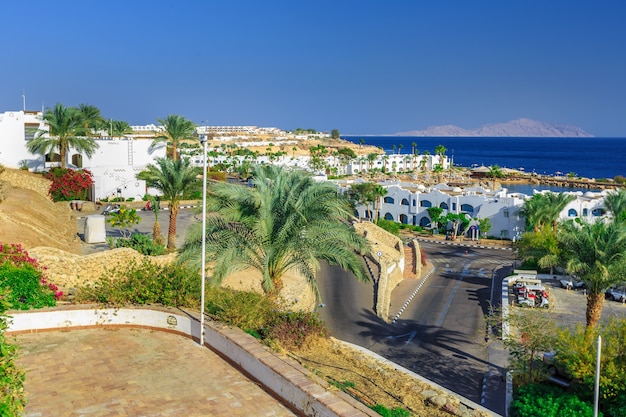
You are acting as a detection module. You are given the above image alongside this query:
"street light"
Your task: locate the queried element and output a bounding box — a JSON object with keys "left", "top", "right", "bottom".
{"left": 199, "top": 133, "right": 208, "bottom": 347}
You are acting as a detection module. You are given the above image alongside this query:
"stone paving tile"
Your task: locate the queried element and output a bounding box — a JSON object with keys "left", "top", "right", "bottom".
{"left": 14, "top": 327, "right": 298, "bottom": 417}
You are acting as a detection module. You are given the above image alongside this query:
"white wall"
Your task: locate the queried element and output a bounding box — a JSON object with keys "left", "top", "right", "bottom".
{"left": 0, "top": 110, "right": 47, "bottom": 170}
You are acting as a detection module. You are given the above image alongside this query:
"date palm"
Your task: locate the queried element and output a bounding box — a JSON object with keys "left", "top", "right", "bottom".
{"left": 136, "top": 158, "right": 198, "bottom": 249}
{"left": 603, "top": 188, "right": 626, "bottom": 222}
{"left": 558, "top": 219, "right": 626, "bottom": 327}
{"left": 151, "top": 114, "right": 197, "bottom": 161}
{"left": 26, "top": 103, "right": 99, "bottom": 168}
{"left": 78, "top": 103, "right": 106, "bottom": 134}
{"left": 179, "top": 165, "right": 370, "bottom": 300}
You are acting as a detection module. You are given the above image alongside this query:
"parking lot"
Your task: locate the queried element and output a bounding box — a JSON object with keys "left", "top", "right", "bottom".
{"left": 510, "top": 276, "right": 626, "bottom": 328}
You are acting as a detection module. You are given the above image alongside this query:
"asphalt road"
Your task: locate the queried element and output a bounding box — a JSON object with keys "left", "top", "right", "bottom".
{"left": 77, "top": 207, "right": 199, "bottom": 253}
{"left": 317, "top": 241, "right": 514, "bottom": 414}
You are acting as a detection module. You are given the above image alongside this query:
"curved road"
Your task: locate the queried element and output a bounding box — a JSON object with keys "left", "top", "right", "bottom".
{"left": 317, "top": 240, "right": 513, "bottom": 411}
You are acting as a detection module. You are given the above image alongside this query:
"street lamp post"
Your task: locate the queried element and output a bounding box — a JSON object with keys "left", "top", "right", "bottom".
{"left": 199, "top": 134, "right": 208, "bottom": 346}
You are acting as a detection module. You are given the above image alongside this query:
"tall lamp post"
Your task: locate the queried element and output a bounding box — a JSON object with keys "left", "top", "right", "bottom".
{"left": 199, "top": 133, "right": 208, "bottom": 346}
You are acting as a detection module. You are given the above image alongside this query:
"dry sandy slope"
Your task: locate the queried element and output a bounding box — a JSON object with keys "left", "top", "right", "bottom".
{"left": 0, "top": 173, "right": 81, "bottom": 254}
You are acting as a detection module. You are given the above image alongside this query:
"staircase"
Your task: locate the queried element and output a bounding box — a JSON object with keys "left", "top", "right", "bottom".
{"left": 403, "top": 243, "right": 417, "bottom": 279}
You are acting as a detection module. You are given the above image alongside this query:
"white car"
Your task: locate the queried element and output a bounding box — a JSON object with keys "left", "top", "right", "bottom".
{"left": 559, "top": 278, "right": 585, "bottom": 290}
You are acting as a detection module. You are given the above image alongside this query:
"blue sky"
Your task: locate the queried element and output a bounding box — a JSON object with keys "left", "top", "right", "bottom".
{"left": 2, "top": 1, "right": 625, "bottom": 136}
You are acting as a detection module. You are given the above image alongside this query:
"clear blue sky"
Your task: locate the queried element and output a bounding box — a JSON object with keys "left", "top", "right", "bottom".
{"left": 2, "top": 1, "right": 625, "bottom": 136}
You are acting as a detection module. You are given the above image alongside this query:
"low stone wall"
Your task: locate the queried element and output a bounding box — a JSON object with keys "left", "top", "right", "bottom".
{"left": 28, "top": 247, "right": 176, "bottom": 288}
{"left": 0, "top": 168, "right": 51, "bottom": 198}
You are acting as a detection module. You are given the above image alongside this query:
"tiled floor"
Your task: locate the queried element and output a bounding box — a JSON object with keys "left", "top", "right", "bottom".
{"left": 14, "top": 327, "right": 298, "bottom": 416}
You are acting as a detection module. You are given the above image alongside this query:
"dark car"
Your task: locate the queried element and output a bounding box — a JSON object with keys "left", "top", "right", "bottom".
{"left": 605, "top": 287, "right": 626, "bottom": 302}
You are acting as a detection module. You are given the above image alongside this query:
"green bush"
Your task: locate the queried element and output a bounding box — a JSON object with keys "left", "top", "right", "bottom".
{"left": 205, "top": 288, "right": 275, "bottom": 331}
{"left": 0, "top": 263, "right": 57, "bottom": 310}
{"left": 510, "top": 383, "right": 598, "bottom": 417}
{"left": 114, "top": 233, "right": 165, "bottom": 256}
{"left": 375, "top": 219, "right": 401, "bottom": 235}
{"left": 369, "top": 405, "right": 411, "bottom": 417}
{"left": 76, "top": 260, "right": 200, "bottom": 307}
{"left": 262, "top": 310, "right": 328, "bottom": 349}
{"left": 0, "top": 288, "right": 27, "bottom": 415}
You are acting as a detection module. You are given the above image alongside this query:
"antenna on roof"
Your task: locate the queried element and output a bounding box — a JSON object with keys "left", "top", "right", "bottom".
{"left": 22, "top": 90, "right": 26, "bottom": 111}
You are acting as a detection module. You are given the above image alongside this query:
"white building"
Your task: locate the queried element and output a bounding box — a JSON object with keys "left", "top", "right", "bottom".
{"left": 0, "top": 110, "right": 165, "bottom": 201}
{"left": 336, "top": 179, "right": 612, "bottom": 241}
{"left": 0, "top": 110, "right": 48, "bottom": 170}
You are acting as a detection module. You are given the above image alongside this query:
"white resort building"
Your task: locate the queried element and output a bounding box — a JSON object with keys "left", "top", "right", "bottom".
{"left": 0, "top": 108, "right": 614, "bottom": 240}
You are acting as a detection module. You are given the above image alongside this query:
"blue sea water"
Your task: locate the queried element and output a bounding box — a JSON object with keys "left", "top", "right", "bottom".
{"left": 343, "top": 136, "right": 626, "bottom": 181}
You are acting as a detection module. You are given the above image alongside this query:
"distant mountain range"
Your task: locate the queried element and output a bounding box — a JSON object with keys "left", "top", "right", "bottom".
{"left": 395, "top": 118, "right": 593, "bottom": 137}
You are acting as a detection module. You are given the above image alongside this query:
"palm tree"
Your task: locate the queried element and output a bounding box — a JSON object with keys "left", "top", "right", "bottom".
{"left": 136, "top": 158, "right": 199, "bottom": 249}
{"left": 518, "top": 192, "right": 574, "bottom": 233}
{"left": 603, "top": 189, "right": 626, "bottom": 222}
{"left": 373, "top": 184, "right": 387, "bottom": 221}
{"left": 435, "top": 145, "right": 447, "bottom": 166}
{"left": 179, "top": 165, "right": 370, "bottom": 300}
{"left": 433, "top": 164, "right": 444, "bottom": 184}
{"left": 78, "top": 103, "right": 106, "bottom": 134}
{"left": 110, "top": 120, "right": 133, "bottom": 137}
{"left": 486, "top": 165, "right": 504, "bottom": 190}
{"left": 398, "top": 143, "right": 403, "bottom": 155}
{"left": 558, "top": 219, "right": 626, "bottom": 327}
{"left": 26, "top": 103, "right": 99, "bottom": 169}
{"left": 151, "top": 114, "right": 197, "bottom": 161}
{"left": 411, "top": 141, "right": 417, "bottom": 156}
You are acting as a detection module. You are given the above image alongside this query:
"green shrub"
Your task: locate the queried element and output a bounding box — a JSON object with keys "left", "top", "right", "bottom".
{"left": 76, "top": 260, "right": 200, "bottom": 308}
{"left": 0, "top": 288, "right": 27, "bottom": 415}
{"left": 375, "top": 219, "right": 401, "bottom": 235}
{"left": 262, "top": 310, "right": 328, "bottom": 349}
{"left": 369, "top": 404, "right": 411, "bottom": 417}
{"left": 114, "top": 233, "right": 165, "bottom": 256}
{"left": 510, "top": 383, "right": 598, "bottom": 417}
{"left": 204, "top": 288, "right": 275, "bottom": 331}
{"left": 0, "top": 263, "right": 57, "bottom": 310}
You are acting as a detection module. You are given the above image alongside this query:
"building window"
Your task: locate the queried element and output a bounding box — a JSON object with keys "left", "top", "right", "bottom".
{"left": 503, "top": 210, "right": 509, "bottom": 218}
{"left": 384, "top": 197, "right": 395, "bottom": 204}
{"left": 592, "top": 208, "right": 605, "bottom": 216}
{"left": 401, "top": 198, "right": 409, "bottom": 206}
{"left": 384, "top": 213, "right": 394, "bottom": 221}
{"left": 582, "top": 208, "right": 588, "bottom": 216}
{"left": 452, "top": 203, "right": 457, "bottom": 211}
{"left": 440, "top": 202, "right": 448, "bottom": 210}
{"left": 460, "top": 204, "right": 474, "bottom": 213}
{"left": 420, "top": 200, "right": 432, "bottom": 208}
{"left": 568, "top": 208, "right": 578, "bottom": 217}
{"left": 400, "top": 214, "right": 408, "bottom": 224}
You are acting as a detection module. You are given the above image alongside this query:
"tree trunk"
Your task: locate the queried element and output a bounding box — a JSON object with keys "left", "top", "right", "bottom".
{"left": 167, "top": 204, "right": 178, "bottom": 249}
{"left": 586, "top": 291, "right": 604, "bottom": 327}
{"left": 153, "top": 220, "right": 162, "bottom": 245}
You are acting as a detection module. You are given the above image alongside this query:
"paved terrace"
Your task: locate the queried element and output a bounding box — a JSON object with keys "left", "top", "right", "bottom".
{"left": 8, "top": 305, "right": 495, "bottom": 417}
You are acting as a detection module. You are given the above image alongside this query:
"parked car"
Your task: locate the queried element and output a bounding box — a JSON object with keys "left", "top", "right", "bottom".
{"left": 559, "top": 278, "right": 585, "bottom": 290}
{"left": 101, "top": 204, "right": 121, "bottom": 216}
{"left": 605, "top": 287, "right": 626, "bottom": 302}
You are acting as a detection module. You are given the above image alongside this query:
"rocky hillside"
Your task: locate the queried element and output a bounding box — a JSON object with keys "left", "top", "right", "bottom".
{"left": 398, "top": 118, "right": 593, "bottom": 137}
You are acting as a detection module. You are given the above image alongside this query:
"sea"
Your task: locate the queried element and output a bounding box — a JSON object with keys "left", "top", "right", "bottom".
{"left": 343, "top": 136, "right": 626, "bottom": 194}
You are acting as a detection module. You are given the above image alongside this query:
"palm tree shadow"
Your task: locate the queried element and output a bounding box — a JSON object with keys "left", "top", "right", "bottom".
{"left": 350, "top": 308, "right": 493, "bottom": 401}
